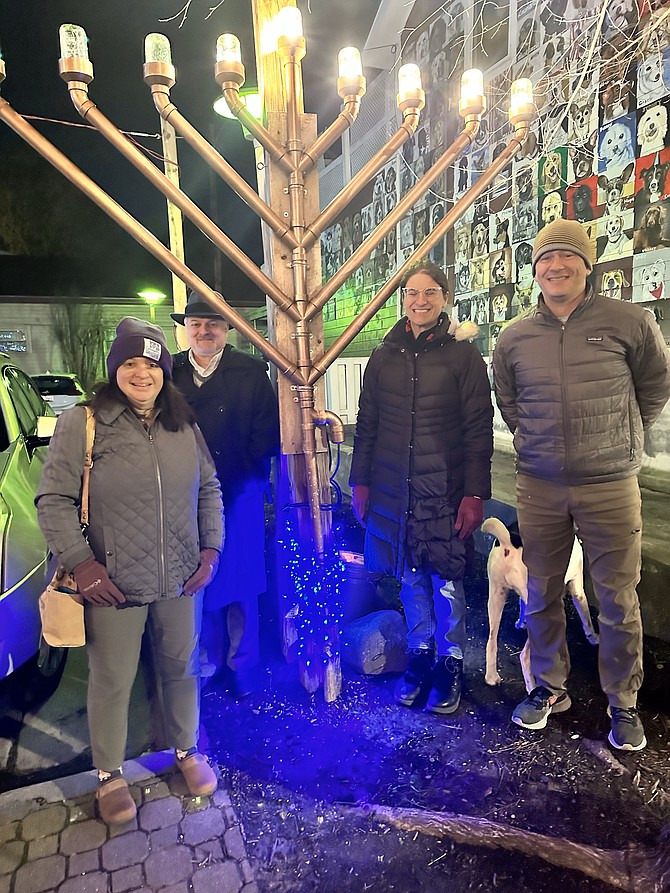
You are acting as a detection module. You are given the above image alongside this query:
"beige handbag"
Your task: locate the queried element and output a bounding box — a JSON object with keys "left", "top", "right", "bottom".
{"left": 38, "top": 407, "right": 95, "bottom": 648}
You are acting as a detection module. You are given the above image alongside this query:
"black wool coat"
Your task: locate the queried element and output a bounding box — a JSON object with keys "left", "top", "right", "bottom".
{"left": 349, "top": 316, "right": 493, "bottom": 580}
{"left": 172, "top": 346, "right": 280, "bottom": 502}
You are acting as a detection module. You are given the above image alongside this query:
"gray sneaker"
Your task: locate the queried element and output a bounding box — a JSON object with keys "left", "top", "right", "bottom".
{"left": 512, "top": 686, "right": 571, "bottom": 730}
{"left": 608, "top": 707, "right": 647, "bottom": 751}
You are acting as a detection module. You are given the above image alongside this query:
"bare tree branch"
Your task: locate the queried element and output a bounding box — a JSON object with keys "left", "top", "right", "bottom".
{"left": 360, "top": 804, "right": 670, "bottom": 893}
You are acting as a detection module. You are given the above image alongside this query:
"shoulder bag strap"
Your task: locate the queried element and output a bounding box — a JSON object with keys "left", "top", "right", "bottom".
{"left": 80, "top": 407, "right": 96, "bottom": 528}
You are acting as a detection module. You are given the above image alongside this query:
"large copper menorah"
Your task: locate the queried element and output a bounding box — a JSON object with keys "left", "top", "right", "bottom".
{"left": 0, "top": 7, "right": 534, "bottom": 698}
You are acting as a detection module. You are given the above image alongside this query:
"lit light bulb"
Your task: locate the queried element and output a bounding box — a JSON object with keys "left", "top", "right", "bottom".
{"left": 216, "top": 33, "right": 241, "bottom": 64}
{"left": 144, "top": 33, "right": 172, "bottom": 65}
{"left": 398, "top": 63, "right": 421, "bottom": 98}
{"left": 461, "top": 69, "right": 483, "bottom": 106}
{"left": 509, "top": 77, "right": 534, "bottom": 124}
{"left": 459, "top": 68, "right": 485, "bottom": 117}
{"left": 338, "top": 47, "right": 362, "bottom": 79}
{"left": 276, "top": 6, "right": 303, "bottom": 42}
{"left": 510, "top": 78, "right": 533, "bottom": 115}
{"left": 59, "top": 24, "right": 89, "bottom": 60}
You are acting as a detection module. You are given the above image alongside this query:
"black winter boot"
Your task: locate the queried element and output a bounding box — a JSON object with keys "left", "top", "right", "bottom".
{"left": 425, "top": 656, "right": 463, "bottom": 715}
{"left": 394, "top": 648, "right": 435, "bottom": 707}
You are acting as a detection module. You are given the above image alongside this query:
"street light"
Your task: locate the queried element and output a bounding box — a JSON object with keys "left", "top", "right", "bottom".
{"left": 137, "top": 288, "right": 166, "bottom": 321}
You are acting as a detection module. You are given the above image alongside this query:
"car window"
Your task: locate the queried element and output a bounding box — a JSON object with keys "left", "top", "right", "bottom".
{"left": 3, "top": 368, "right": 46, "bottom": 438}
{"left": 33, "top": 375, "right": 83, "bottom": 396}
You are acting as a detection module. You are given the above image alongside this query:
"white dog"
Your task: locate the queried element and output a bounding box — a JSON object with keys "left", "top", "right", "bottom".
{"left": 600, "top": 119, "right": 636, "bottom": 172}
{"left": 637, "top": 54, "right": 670, "bottom": 106}
{"left": 599, "top": 214, "right": 633, "bottom": 260}
{"left": 638, "top": 103, "right": 668, "bottom": 157}
{"left": 482, "top": 517, "right": 599, "bottom": 689}
{"left": 638, "top": 259, "right": 666, "bottom": 301}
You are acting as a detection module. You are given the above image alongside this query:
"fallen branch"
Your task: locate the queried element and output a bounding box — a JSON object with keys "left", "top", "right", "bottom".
{"left": 359, "top": 804, "right": 670, "bottom": 893}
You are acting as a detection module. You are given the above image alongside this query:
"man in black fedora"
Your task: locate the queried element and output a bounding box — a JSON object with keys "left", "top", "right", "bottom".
{"left": 171, "top": 290, "right": 280, "bottom": 696}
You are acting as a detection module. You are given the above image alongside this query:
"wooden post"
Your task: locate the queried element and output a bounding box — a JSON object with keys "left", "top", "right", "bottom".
{"left": 251, "top": 0, "right": 341, "bottom": 700}
{"left": 159, "top": 116, "right": 188, "bottom": 350}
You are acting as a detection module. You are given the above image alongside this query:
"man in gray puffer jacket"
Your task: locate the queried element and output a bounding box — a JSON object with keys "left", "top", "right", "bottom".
{"left": 493, "top": 219, "right": 670, "bottom": 752}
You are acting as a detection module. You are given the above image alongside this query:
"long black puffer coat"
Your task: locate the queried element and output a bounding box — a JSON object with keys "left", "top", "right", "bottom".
{"left": 349, "top": 316, "right": 493, "bottom": 580}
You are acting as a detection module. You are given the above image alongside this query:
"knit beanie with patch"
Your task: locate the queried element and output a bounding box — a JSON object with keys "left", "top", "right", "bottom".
{"left": 106, "top": 317, "right": 173, "bottom": 380}
{"left": 532, "top": 219, "right": 593, "bottom": 274}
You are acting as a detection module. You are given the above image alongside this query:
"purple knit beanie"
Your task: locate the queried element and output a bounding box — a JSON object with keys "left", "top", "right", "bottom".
{"left": 106, "top": 317, "right": 173, "bottom": 380}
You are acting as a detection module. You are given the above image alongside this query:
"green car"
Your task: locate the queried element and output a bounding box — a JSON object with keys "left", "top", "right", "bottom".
{"left": 0, "top": 353, "right": 64, "bottom": 692}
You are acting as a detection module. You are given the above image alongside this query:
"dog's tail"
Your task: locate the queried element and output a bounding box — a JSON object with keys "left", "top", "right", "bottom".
{"left": 481, "top": 517, "right": 513, "bottom": 547}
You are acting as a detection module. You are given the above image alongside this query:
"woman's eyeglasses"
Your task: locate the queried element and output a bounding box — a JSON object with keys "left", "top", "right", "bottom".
{"left": 402, "top": 287, "right": 443, "bottom": 298}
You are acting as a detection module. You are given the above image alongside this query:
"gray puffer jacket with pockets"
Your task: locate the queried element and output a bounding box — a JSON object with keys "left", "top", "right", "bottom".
{"left": 36, "top": 402, "right": 223, "bottom": 605}
{"left": 492, "top": 287, "right": 670, "bottom": 484}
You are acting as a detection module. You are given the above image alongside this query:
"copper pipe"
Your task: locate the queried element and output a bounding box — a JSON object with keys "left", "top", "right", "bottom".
{"left": 150, "top": 90, "right": 299, "bottom": 249}
{"left": 0, "top": 97, "right": 301, "bottom": 381}
{"left": 301, "top": 110, "right": 421, "bottom": 252}
{"left": 221, "top": 85, "right": 294, "bottom": 174}
{"left": 305, "top": 118, "right": 480, "bottom": 321}
{"left": 279, "top": 47, "right": 326, "bottom": 558}
{"left": 312, "top": 409, "right": 345, "bottom": 444}
{"left": 308, "top": 122, "right": 530, "bottom": 385}
{"left": 64, "top": 83, "right": 300, "bottom": 322}
{"left": 297, "top": 97, "right": 361, "bottom": 175}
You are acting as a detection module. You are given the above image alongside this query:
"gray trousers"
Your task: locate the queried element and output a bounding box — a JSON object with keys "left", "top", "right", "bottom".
{"left": 85, "top": 594, "right": 202, "bottom": 771}
{"left": 516, "top": 473, "right": 643, "bottom": 709}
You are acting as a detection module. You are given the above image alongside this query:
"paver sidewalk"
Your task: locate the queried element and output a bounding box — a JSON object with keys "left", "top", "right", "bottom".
{"left": 0, "top": 751, "right": 257, "bottom": 893}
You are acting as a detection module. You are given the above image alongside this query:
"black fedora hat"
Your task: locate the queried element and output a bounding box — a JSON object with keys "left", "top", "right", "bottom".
{"left": 170, "top": 289, "right": 228, "bottom": 325}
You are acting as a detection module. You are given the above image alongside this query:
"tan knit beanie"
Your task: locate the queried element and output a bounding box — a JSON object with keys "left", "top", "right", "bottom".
{"left": 532, "top": 219, "right": 593, "bottom": 273}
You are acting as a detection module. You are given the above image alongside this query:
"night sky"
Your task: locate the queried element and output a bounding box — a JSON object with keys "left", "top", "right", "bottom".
{"left": 0, "top": 1, "right": 381, "bottom": 301}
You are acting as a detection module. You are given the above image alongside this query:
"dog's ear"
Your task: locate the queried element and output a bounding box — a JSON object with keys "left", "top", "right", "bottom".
{"left": 621, "top": 162, "right": 635, "bottom": 184}
{"left": 597, "top": 174, "right": 609, "bottom": 189}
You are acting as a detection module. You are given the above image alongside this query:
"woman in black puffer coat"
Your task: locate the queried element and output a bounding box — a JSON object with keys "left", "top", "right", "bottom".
{"left": 350, "top": 262, "right": 493, "bottom": 715}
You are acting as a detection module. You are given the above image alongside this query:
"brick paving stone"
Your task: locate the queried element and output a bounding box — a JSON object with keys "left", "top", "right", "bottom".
{"left": 143, "top": 845, "right": 193, "bottom": 888}
{"left": 180, "top": 809, "right": 225, "bottom": 846}
{"left": 110, "top": 864, "right": 143, "bottom": 893}
{"left": 65, "top": 799, "right": 96, "bottom": 824}
{"left": 241, "top": 884, "right": 260, "bottom": 893}
{"left": 14, "top": 853, "right": 66, "bottom": 893}
{"left": 223, "top": 826, "right": 247, "bottom": 861}
{"left": 157, "top": 883, "right": 189, "bottom": 893}
{"left": 212, "top": 790, "right": 231, "bottom": 809}
{"left": 148, "top": 825, "right": 179, "bottom": 852}
{"left": 240, "top": 859, "right": 254, "bottom": 884}
{"left": 60, "top": 820, "right": 107, "bottom": 856}
{"left": 68, "top": 849, "right": 100, "bottom": 877}
{"left": 0, "top": 822, "right": 18, "bottom": 846}
{"left": 0, "top": 840, "right": 26, "bottom": 875}
{"left": 138, "top": 797, "right": 182, "bottom": 832}
{"left": 0, "top": 801, "right": 33, "bottom": 824}
{"left": 193, "top": 841, "right": 224, "bottom": 863}
{"left": 140, "top": 781, "right": 171, "bottom": 803}
{"left": 183, "top": 795, "right": 214, "bottom": 815}
{"left": 101, "top": 831, "right": 149, "bottom": 872}
{"left": 108, "top": 815, "right": 138, "bottom": 838}
{"left": 0, "top": 874, "right": 10, "bottom": 893}
{"left": 27, "top": 835, "right": 58, "bottom": 861}
{"left": 21, "top": 805, "right": 69, "bottom": 841}
{"left": 223, "top": 807, "right": 237, "bottom": 826}
{"left": 191, "top": 861, "right": 242, "bottom": 893}
{"left": 59, "top": 872, "right": 110, "bottom": 893}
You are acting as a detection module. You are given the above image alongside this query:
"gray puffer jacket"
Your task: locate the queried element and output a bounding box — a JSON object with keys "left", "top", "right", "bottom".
{"left": 36, "top": 402, "right": 223, "bottom": 605}
{"left": 492, "top": 287, "right": 670, "bottom": 484}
